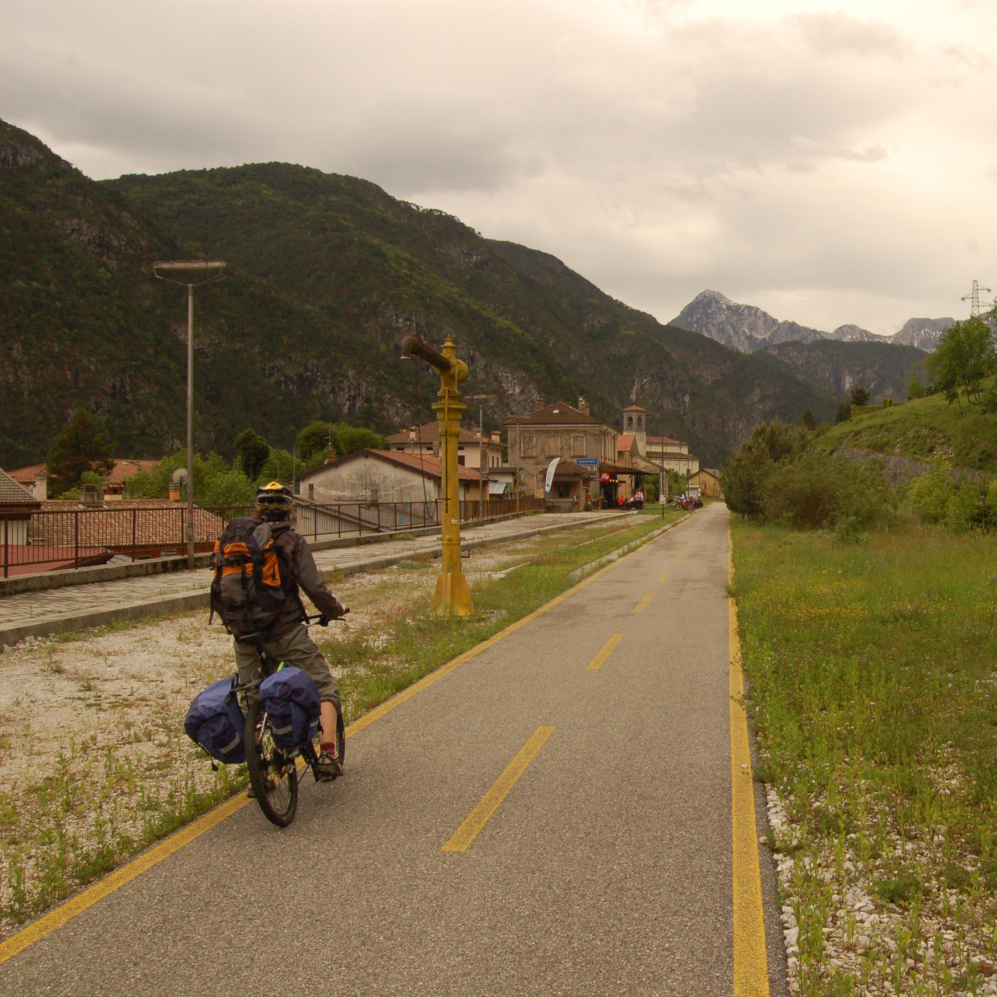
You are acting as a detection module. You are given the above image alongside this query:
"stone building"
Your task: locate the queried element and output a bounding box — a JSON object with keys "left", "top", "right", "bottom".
{"left": 620, "top": 405, "right": 701, "bottom": 477}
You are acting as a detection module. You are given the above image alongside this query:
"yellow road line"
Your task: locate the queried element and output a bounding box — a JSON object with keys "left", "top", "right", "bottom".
{"left": 0, "top": 792, "right": 250, "bottom": 966}
{"left": 634, "top": 592, "right": 654, "bottom": 612}
{"left": 657, "top": 570, "right": 670, "bottom": 583}
{"left": 587, "top": 633, "right": 623, "bottom": 671}
{"left": 0, "top": 514, "right": 698, "bottom": 967}
{"left": 671, "top": 556, "right": 681, "bottom": 565}
{"left": 729, "top": 539, "right": 771, "bottom": 997}
{"left": 441, "top": 726, "right": 555, "bottom": 853}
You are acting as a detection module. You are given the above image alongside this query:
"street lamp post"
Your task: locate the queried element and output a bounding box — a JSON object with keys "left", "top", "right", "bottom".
{"left": 465, "top": 394, "right": 495, "bottom": 518}
{"left": 153, "top": 260, "right": 227, "bottom": 568}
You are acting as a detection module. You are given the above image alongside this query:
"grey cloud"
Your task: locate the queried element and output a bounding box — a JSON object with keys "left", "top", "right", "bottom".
{"left": 787, "top": 12, "right": 911, "bottom": 59}
{"left": 1, "top": 0, "right": 994, "bottom": 333}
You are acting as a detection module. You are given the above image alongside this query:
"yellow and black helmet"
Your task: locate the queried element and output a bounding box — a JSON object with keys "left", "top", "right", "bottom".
{"left": 255, "top": 481, "right": 293, "bottom": 512}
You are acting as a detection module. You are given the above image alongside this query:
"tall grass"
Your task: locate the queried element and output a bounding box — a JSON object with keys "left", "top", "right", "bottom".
{"left": 734, "top": 521, "right": 997, "bottom": 995}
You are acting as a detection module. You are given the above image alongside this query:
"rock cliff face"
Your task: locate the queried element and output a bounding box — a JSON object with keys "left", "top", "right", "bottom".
{"left": 671, "top": 290, "right": 953, "bottom": 354}
{"left": 756, "top": 340, "right": 928, "bottom": 403}
{"left": 891, "top": 318, "right": 955, "bottom": 352}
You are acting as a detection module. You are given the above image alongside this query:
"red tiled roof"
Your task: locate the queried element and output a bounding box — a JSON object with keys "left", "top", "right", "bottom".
{"left": 386, "top": 422, "right": 482, "bottom": 446}
{"left": 621, "top": 404, "right": 647, "bottom": 412}
{"left": 505, "top": 402, "right": 601, "bottom": 427}
{"left": 29, "top": 502, "right": 225, "bottom": 548}
{"left": 645, "top": 435, "right": 685, "bottom": 446}
{"left": 10, "top": 459, "right": 159, "bottom": 484}
{"left": 617, "top": 434, "right": 637, "bottom": 452}
{"left": 302, "top": 449, "right": 481, "bottom": 482}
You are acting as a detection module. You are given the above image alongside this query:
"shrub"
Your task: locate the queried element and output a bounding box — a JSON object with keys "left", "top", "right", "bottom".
{"left": 761, "top": 451, "right": 889, "bottom": 530}
{"left": 906, "top": 458, "right": 956, "bottom": 524}
{"left": 721, "top": 421, "right": 803, "bottom": 517}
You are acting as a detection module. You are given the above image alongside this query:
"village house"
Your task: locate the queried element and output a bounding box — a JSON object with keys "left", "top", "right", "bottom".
{"left": 0, "top": 468, "right": 41, "bottom": 546}
{"left": 689, "top": 468, "right": 724, "bottom": 499}
{"left": 298, "top": 448, "right": 485, "bottom": 505}
{"left": 386, "top": 422, "right": 503, "bottom": 471}
{"left": 503, "top": 399, "right": 641, "bottom": 507}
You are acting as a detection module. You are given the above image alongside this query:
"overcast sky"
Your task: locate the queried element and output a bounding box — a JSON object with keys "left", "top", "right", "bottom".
{"left": 3, "top": 0, "right": 995, "bottom": 334}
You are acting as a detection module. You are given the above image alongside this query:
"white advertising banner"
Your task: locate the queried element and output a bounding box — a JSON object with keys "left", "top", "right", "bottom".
{"left": 544, "top": 457, "right": 560, "bottom": 496}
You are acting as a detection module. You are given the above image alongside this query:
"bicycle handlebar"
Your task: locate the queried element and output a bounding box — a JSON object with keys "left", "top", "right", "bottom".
{"left": 306, "top": 610, "right": 350, "bottom": 626}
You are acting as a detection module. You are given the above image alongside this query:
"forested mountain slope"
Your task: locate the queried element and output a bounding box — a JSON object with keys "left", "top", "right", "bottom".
{"left": 1, "top": 117, "right": 838, "bottom": 467}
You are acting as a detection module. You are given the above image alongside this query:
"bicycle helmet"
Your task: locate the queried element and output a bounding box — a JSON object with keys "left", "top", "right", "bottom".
{"left": 255, "top": 481, "right": 293, "bottom": 518}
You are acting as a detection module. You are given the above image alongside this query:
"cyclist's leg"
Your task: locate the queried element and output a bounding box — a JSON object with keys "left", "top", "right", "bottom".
{"left": 233, "top": 638, "right": 263, "bottom": 703}
{"left": 269, "top": 626, "right": 342, "bottom": 764}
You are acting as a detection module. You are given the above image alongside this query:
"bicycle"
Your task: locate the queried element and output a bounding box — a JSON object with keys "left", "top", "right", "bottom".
{"left": 235, "top": 612, "right": 349, "bottom": 827}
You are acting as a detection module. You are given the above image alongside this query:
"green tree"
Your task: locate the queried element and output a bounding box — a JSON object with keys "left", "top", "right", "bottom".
{"left": 333, "top": 423, "right": 385, "bottom": 457}
{"left": 126, "top": 451, "right": 256, "bottom": 507}
{"left": 850, "top": 386, "right": 871, "bottom": 407}
{"left": 926, "top": 317, "right": 995, "bottom": 410}
{"left": 834, "top": 401, "right": 852, "bottom": 424}
{"left": 296, "top": 421, "right": 333, "bottom": 462}
{"left": 46, "top": 409, "right": 115, "bottom": 498}
{"left": 234, "top": 429, "right": 270, "bottom": 479}
{"left": 907, "top": 378, "right": 926, "bottom": 400}
{"left": 800, "top": 408, "right": 816, "bottom": 432}
{"left": 721, "top": 421, "right": 802, "bottom": 517}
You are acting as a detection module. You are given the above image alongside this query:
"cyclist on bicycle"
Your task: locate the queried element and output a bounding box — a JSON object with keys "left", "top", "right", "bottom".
{"left": 234, "top": 481, "right": 346, "bottom": 781}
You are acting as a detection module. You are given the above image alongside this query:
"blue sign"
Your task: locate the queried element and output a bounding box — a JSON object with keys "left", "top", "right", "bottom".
{"left": 575, "top": 458, "right": 599, "bottom": 467}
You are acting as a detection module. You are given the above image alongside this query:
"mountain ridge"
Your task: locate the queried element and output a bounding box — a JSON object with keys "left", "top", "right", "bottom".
{"left": 671, "top": 289, "right": 955, "bottom": 354}
{"left": 1, "top": 118, "right": 841, "bottom": 469}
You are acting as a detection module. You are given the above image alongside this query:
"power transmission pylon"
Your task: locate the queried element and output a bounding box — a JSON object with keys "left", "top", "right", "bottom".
{"left": 961, "top": 279, "right": 992, "bottom": 317}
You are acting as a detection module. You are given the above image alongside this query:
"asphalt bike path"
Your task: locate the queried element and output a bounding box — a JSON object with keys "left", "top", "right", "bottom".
{"left": 0, "top": 503, "right": 773, "bottom": 996}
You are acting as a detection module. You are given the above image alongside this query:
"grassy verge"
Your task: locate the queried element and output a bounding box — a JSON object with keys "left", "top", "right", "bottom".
{"left": 323, "top": 510, "right": 687, "bottom": 723}
{"left": 733, "top": 520, "right": 997, "bottom": 997}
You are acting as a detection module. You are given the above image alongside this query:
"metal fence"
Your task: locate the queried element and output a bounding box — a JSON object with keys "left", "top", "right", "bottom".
{"left": 0, "top": 497, "right": 548, "bottom": 578}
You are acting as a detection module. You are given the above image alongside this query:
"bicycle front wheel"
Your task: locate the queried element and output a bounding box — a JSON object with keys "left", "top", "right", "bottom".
{"left": 245, "top": 699, "right": 298, "bottom": 827}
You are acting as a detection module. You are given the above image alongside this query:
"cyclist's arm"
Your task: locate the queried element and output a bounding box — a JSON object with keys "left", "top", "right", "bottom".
{"left": 291, "top": 538, "right": 344, "bottom": 619}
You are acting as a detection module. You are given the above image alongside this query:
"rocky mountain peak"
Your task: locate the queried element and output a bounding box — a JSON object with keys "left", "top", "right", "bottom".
{"left": 671, "top": 289, "right": 955, "bottom": 353}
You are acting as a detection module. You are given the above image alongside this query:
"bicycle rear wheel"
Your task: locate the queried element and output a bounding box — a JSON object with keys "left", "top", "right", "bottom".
{"left": 245, "top": 699, "right": 298, "bottom": 827}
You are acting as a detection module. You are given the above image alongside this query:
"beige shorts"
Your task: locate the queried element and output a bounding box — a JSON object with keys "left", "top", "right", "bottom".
{"left": 233, "top": 624, "right": 340, "bottom": 708}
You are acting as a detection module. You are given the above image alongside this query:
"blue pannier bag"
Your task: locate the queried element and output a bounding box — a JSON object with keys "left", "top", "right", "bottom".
{"left": 259, "top": 666, "right": 321, "bottom": 749}
{"left": 184, "top": 676, "right": 246, "bottom": 764}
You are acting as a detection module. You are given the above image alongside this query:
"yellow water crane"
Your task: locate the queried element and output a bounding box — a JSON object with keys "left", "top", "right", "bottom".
{"left": 400, "top": 333, "right": 475, "bottom": 617}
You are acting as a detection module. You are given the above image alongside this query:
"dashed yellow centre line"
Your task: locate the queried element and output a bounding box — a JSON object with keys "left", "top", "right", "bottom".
{"left": 441, "top": 726, "right": 555, "bottom": 853}
{"left": 587, "top": 633, "right": 623, "bottom": 671}
{"left": 657, "top": 570, "right": 670, "bottom": 583}
{"left": 671, "top": 556, "right": 681, "bottom": 565}
{"left": 0, "top": 508, "right": 706, "bottom": 968}
{"left": 634, "top": 592, "right": 654, "bottom": 612}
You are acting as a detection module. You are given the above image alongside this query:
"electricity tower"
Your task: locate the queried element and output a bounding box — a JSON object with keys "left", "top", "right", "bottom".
{"left": 961, "top": 279, "right": 992, "bottom": 316}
